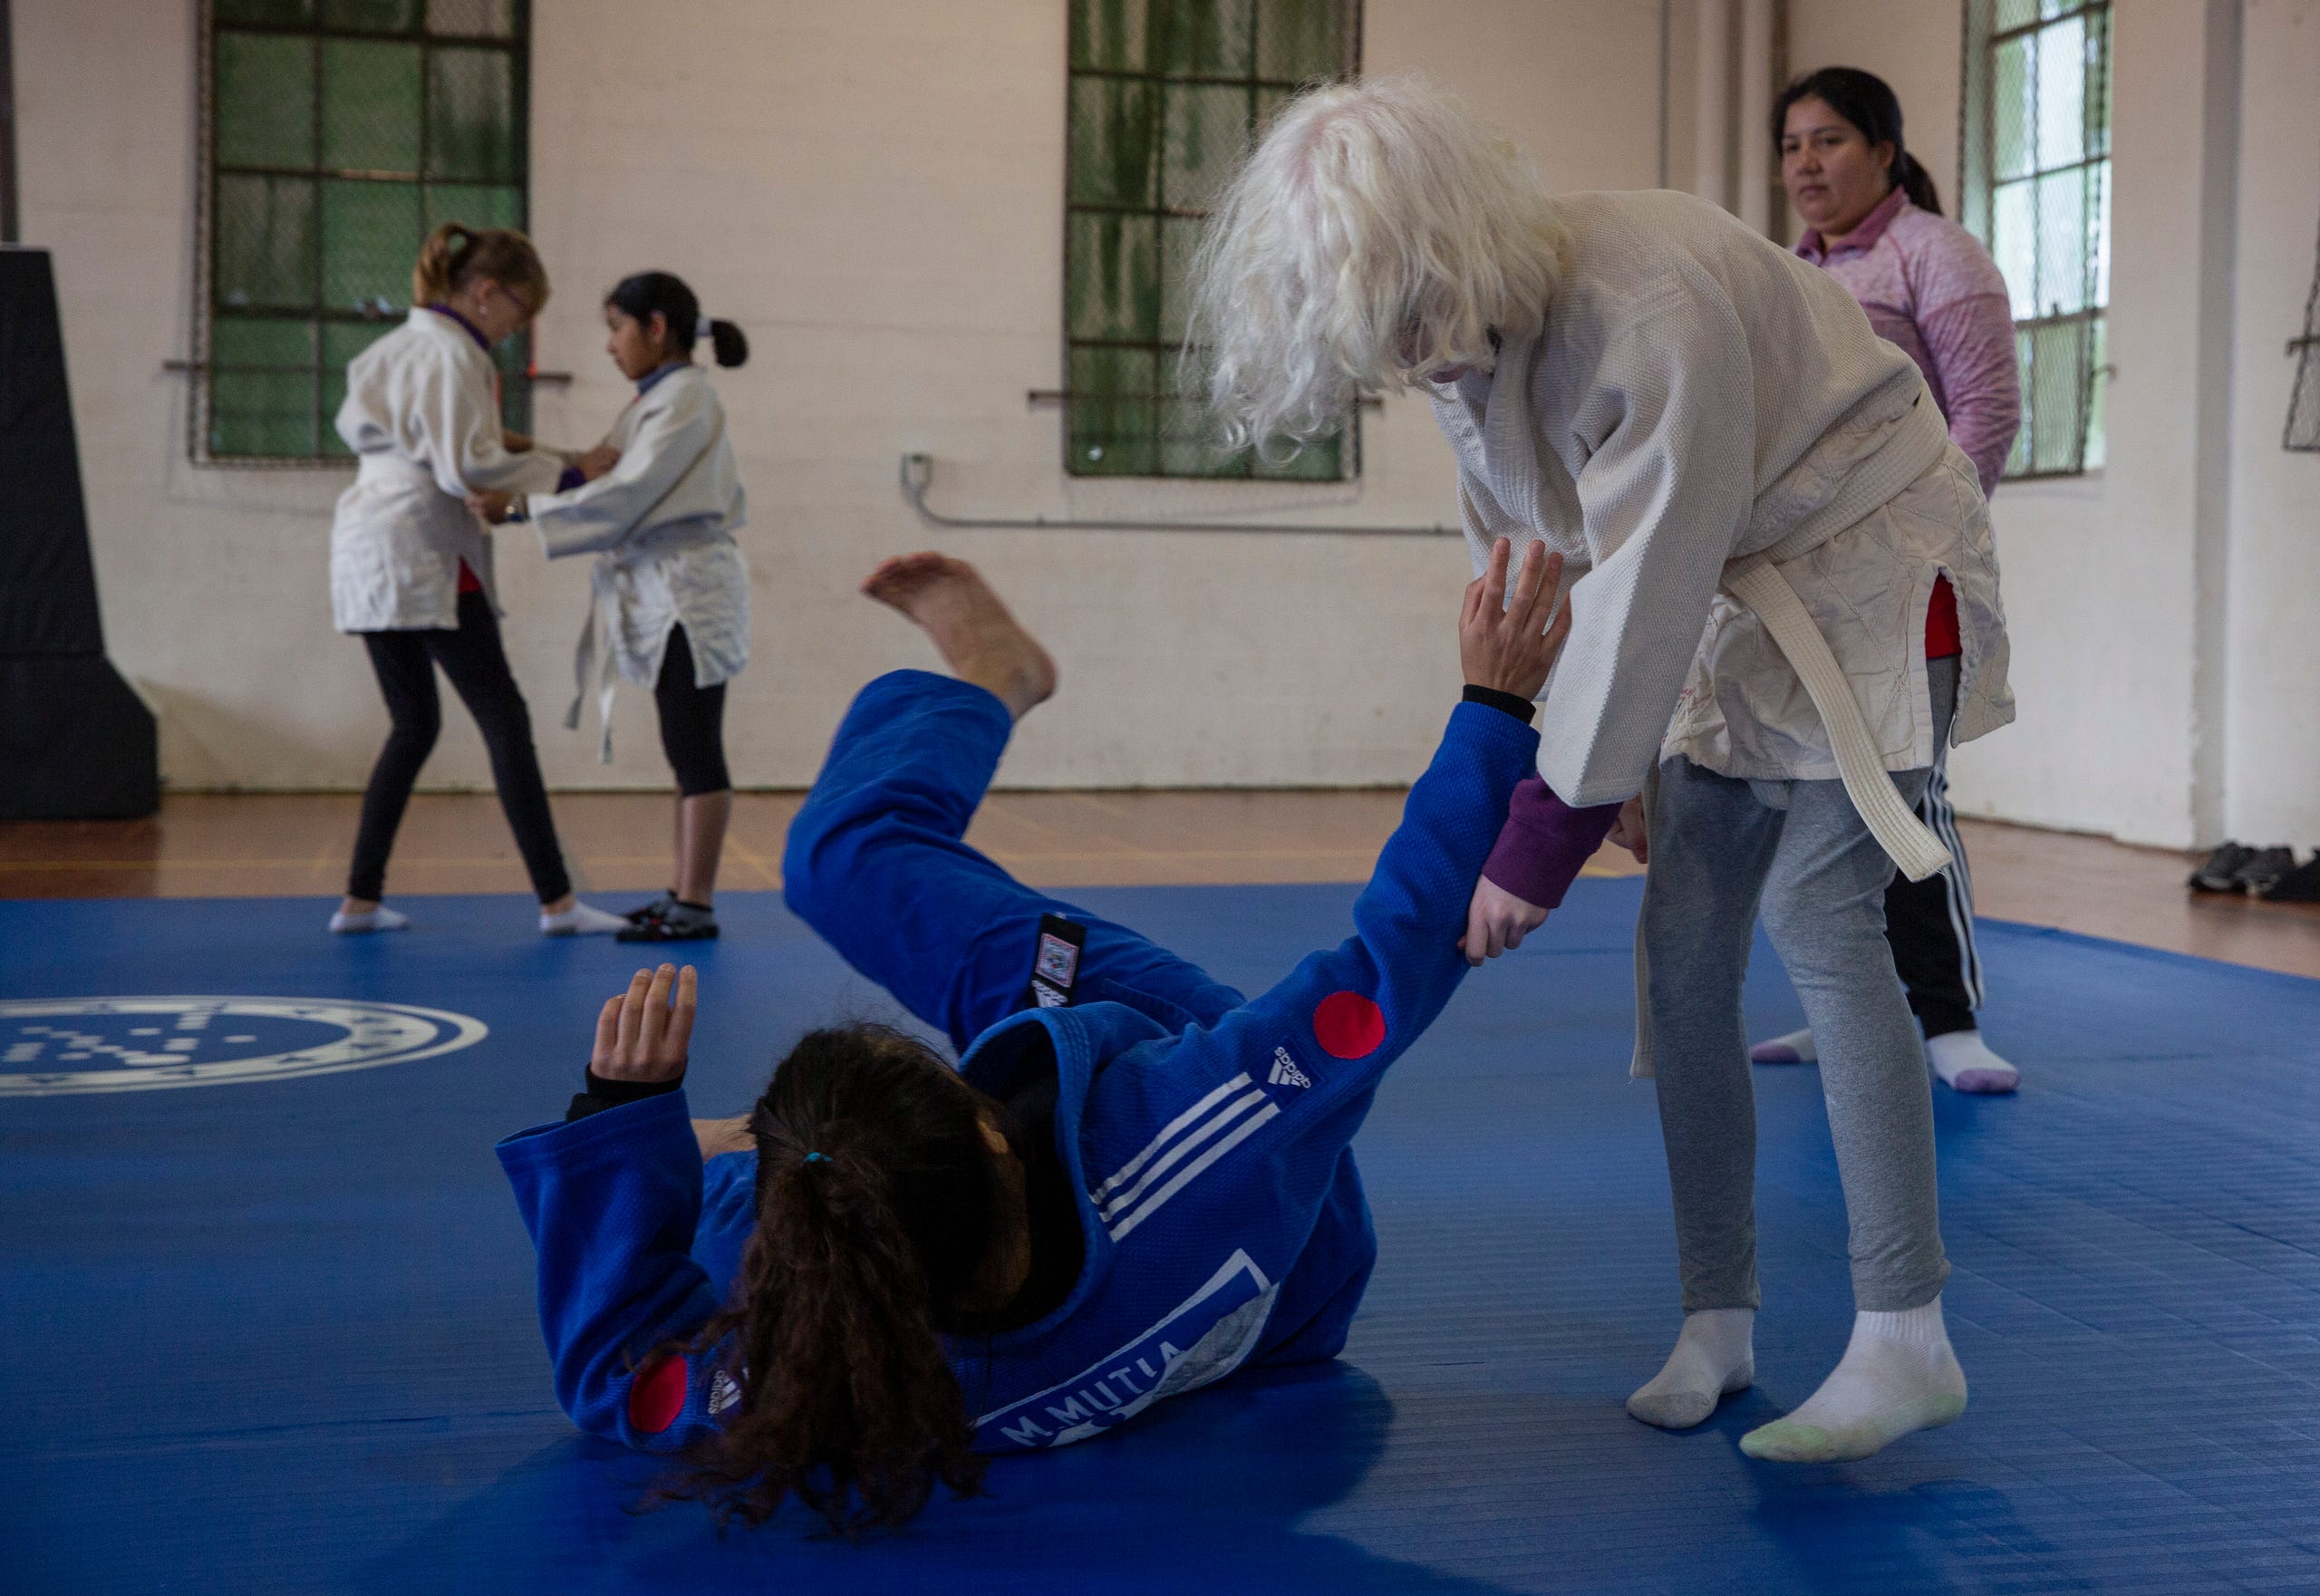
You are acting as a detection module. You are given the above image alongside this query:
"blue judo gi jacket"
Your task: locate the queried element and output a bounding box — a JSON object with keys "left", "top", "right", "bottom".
{"left": 497, "top": 698, "right": 1541, "bottom": 1456}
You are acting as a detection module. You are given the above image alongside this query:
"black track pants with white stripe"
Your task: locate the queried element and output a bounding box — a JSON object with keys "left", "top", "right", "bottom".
{"left": 1882, "top": 748, "right": 1984, "bottom": 1040}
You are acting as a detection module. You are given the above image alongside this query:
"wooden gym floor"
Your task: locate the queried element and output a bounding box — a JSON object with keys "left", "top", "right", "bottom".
{"left": 4, "top": 790, "right": 2316, "bottom": 981}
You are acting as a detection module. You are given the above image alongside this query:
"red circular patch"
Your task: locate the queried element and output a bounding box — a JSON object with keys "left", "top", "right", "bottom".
{"left": 628, "top": 1356, "right": 689, "bottom": 1435}
{"left": 1312, "top": 991, "right": 1387, "bottom": 1059}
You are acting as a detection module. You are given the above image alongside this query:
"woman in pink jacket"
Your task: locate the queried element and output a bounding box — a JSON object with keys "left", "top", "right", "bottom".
{"left": 1756, "top": 66, "right": 2025, "bottom": 1095}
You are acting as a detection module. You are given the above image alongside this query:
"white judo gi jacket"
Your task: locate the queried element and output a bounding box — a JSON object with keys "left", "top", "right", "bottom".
{"left": 330, "top": 307, "right": 567, "bottom": 633}
{"left": 525, "top": 363, "right": 749, "bottom": 760}
{"left": 1430, "top": 189, "right": 2013, "bottom": 828}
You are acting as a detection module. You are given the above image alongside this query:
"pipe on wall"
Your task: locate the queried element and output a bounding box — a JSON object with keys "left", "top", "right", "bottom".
{"left": 1692, "top": 0, "right": 1732, "bottom": 213}
{"left": 897, "top": 454, "right": 1461, "bottom": 538}
{"left": 1737, "top": 0, "right": 1775, "bottom": 234}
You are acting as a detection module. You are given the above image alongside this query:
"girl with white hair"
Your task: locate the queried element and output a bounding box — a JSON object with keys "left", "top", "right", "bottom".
{"left": 1192, "top": 79, "right": 2013, "bottom": 1465}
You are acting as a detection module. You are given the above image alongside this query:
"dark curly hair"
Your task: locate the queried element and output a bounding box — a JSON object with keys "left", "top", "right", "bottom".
{"left": 654, "top": 1023, "right": 1006, "bottom": 1534}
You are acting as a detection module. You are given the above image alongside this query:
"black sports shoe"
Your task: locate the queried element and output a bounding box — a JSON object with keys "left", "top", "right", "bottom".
{"left": 2258, "top": 853, "right": 2320, "bottom": 904}
{"left": 2190, "top": 842, "right": 2255, "bottom": 892}
{"left": 622, "top": 892, "right": 678, "bottom": 926}
{"left": 617, "top": 907, "right": 719, "bottom": 943}
{"left": 2234, "top": 846, "right": 2297, "bottom": 896}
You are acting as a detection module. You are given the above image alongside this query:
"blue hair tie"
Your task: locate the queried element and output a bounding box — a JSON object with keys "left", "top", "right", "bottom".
{"left": 803, "top": 1151, "right": 830, "bottom": 1166}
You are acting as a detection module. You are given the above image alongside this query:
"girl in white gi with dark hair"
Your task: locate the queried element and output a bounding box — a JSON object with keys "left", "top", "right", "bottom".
{"left": 1191, "top": 79, "right": 2014, "bottom": 1464}
{"left": 471, "top": 270, "right": 750, "bottom": 943}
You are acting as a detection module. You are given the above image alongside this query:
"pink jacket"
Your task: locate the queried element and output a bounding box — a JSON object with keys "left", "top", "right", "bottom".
{"left": 1797, "top": 187, "right": 2021, "bottom": 495}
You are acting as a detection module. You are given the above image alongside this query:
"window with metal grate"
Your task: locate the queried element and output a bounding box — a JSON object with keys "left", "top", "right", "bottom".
{"left": 198, "top": 0, "right": 529, "bottom": 464}
{"left": 1959, "top": 0, "right": 2113, "bottom": 479}
{"left": 1063, "top": 0, "right": 1359, "bottom": 479}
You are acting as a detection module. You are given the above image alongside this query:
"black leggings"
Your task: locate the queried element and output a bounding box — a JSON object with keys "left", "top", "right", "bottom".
{"left": 347, "top": 589, "right": 571, "bottom": 904}
{"left": 654, "top": 624, "right": 730, "bottom": 797}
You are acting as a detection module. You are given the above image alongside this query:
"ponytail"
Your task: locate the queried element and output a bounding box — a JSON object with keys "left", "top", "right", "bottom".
{"left": 658, "top": 1024, "right": 996, "bottom": 1533}
{"left": 606, "top": 270, "right": 749, "bottom": 368}
{"left": 1894, "top": 150, "right": 1944, "bottom": 218}
{"left": 705, "top": 318, "right": 749, "bottom": 369}
{"left": 411, "top": 221, "right": 551, "bottom": 312}
{"left": 411, "top": 222, "right": 472, "bottom": 305}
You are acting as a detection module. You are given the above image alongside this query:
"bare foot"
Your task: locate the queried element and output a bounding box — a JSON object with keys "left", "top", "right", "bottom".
{"left": 861, "top": 552, "right": 1057, "bottom": 719}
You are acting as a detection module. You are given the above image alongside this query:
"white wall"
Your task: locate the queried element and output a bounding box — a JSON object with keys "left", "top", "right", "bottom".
{"left": 17, "top": 0, "right": 1667, "bottom": 793}
{"left": 35, "top": 2, "right": 2306, "bottom": 836}
{"left": 2222, "top": 0, "right": 2320, "bottom": 846}
{"left": 1785, "top": 0, "right": 2320, "bottom": 850}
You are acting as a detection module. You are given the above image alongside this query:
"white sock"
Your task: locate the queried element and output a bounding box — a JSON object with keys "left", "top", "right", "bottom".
{"left": 540, "top": 901, "right": 628, "bottom": 937}
{"left": 1627, "top": 1307, "right": 1754, "bottom": 1430}
{"left": 1928, "top": 1030, "right": 2019, "bottom": 1094}
{"left": 328, "top": 905, "right": 410, "bottom": 935}
{"left": 1739, "top": 1297, "right": 1967, "bottom": 1463}
{"left": 1750, "top": 1027, "right": 1816, "bottom": 1064}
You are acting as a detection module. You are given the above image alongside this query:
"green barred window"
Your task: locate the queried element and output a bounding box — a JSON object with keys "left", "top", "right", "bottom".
{"left": 1065, "top": 0, "right": 1358, "bottom": 479}
{"left": 1960, "top": 0, "right": 2112, "bottom": 479}
{"left": 198, "top": 0, "right": 529, "bottom": 463}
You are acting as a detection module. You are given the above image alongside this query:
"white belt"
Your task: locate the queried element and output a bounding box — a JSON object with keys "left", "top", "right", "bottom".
{"left": 1722, "top": 555, "right": 1953, "bottom": 882}
{"left": 561, "top": 524, "right": 730, "bottom": 763}
{"left": 565, "top": 562, "right": 625, "bottom": 765}
{"left": 1714, "top": 388, "right": 1956, "bottom": 885}
{"left": 353, "top": 452, "right": 440, "bottom": 490}
{"left": 1629, "top": 445, "right": 1958, "bottom": 1080}
{"left": 1628, "top": 560, "right": 1951, "bottom": 1080}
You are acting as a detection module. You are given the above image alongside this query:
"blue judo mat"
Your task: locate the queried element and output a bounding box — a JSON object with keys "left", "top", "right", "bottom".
{"left": 4, "top": 881, "right": 2318, "bottom": 1595}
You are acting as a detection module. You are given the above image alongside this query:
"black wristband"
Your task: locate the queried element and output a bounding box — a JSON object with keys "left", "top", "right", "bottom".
{"left": 1462, "top": 684, "right": 1538, "bottom": 724}
{"left": 566, "top": 1066, "right": 685, "bottom": 1122}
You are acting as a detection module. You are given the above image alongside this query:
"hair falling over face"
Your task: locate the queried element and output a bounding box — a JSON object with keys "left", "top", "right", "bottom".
{"left": 652, "top": 1023, "right": 998, "bottom": 1534}
{"left": 1186, "top": 76, "right": 1571, "bottom": 459}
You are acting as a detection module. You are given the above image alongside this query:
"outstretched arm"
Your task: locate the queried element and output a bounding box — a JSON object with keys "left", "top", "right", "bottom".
{"left": 498, "top": 966, "right": 731, "bottom": 1454}
{"left": 1461, "top": 287, "right": 1756, "bottom": 958}
{"left": 420, "top": 359, "right": 566, "bottom": 498}
{"left": 1198, "top": 542, "right": 1567, "bottom": 1080}
{"left": 524, "top": 386, "right": 716, "bottom": 559}
{"left": 1461, "top": 779, "right": 1626, "bottom": 964}
{"left": 1538, "top": 285, "right": 1755, "bottom": 807}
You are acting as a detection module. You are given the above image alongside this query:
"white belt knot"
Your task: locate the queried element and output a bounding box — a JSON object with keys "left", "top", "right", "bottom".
{"left": 1629, "top": 529, "right": 1956, "bottom": 1082}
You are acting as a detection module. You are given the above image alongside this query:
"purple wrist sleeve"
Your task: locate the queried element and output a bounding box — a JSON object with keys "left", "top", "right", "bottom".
{"left": 555, "top": 465, "right": 585, "bottom": 493}
{"left": 1481, "top": 777, "right": 1624, "bottom": 910}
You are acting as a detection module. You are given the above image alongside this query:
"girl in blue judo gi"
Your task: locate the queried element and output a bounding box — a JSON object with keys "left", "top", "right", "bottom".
{"left": 498, "top": 541, "right": 1568, "bottom": 1533}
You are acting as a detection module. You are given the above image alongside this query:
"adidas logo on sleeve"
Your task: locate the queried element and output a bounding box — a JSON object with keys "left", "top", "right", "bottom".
{"left": 1267, "top": 1048, "right": 1311, "bottom": 1089}
{"left": 709, "top": 1369, "right": 742, "bottom": 1415}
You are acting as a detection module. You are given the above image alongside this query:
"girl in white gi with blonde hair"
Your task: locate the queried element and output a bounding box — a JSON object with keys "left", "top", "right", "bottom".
{"left": 329, "top": 223, "right": 628, "bottom": 938}
{"left": 1191, "top": 78, "right": 2013, "bottom": 1464}
{"left": 471, "top": 271, "right": 749, "bottom": 943}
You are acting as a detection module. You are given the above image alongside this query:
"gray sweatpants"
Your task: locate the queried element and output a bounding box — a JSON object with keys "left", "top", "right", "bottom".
{"left": 1644, "top": 658, "right": 1959, "bottom": 1314}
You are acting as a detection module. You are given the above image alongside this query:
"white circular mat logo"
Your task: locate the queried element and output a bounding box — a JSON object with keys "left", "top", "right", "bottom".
{"left": 0, "top": 997, "right": 488, "bottom": 1096}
